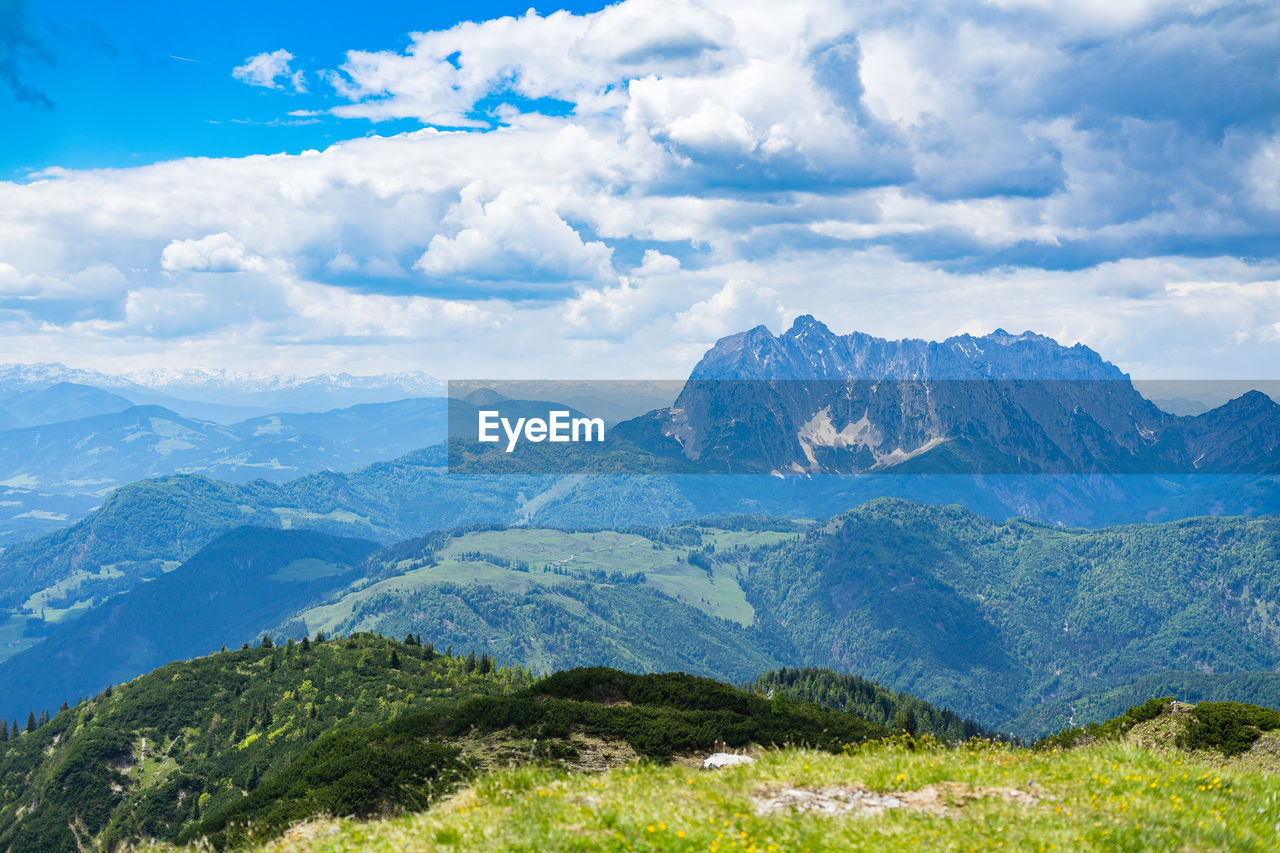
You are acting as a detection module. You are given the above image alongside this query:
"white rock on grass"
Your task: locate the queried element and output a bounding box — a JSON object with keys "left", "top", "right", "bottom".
{"left": 703, "top": 753, "right": 756, "bottom": 769}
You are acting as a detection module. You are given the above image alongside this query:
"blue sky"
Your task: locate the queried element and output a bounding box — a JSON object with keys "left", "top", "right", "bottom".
{"left": 1, "top": 0, "right": 607, "bottom": 175}
{"left": 1, "top": 0, "right": 1278, "bottom": 379}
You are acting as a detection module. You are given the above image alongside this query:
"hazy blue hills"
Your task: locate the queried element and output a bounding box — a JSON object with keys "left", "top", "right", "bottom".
{"left": 0, "top": 363, "right": 444, "bottom": 417}
{"left": 0, "top": 398, "right": 448, "bottom": 493}
{"left": 0, "top": 382, "right": 135, "bottom": 429}
{"left": 0, "top": 527, "right": 377, "bottom": 722}
{"left": 0, "top": 397, "right": 449, "bottom": 544}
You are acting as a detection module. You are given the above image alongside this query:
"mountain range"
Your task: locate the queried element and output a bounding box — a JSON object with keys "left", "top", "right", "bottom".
{"left": 0, "top": 317, "right": 1277, "bottom": 742}
{"left": 4, "top": 501, "right": 1280, "bottom": 740}
{"left": 589, "top": 317, "right": 1280, "bottom": 477}
{"left": 0, "top": 363, "right": 444, "bottom": 414}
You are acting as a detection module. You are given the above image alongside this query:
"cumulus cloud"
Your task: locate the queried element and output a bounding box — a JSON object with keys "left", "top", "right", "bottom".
{"left": 233, "top": 49, "right": 306, "bottom": 91}
{"left": 673, "top": 279, "right": 785, "bottom": 340}
{"left": 415, "top": 186, "right": 616, "bottom": 283}
{"left": 160, "top": 233, "right": 269, "bottom": 274}
{"left": 0, "top": 0, "right": 1277, "bottom": 378}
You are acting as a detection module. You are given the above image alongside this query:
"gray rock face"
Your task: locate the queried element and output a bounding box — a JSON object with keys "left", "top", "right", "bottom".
{"left": 689, "top": 316, "right": 1126, "bottom": 382}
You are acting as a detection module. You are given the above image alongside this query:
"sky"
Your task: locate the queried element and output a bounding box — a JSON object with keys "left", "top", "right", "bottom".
{"left": 1, "top": 0, "right": 1278, "bottom": 379}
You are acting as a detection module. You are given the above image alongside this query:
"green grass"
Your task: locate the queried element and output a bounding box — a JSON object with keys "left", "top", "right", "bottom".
{"left": 440, "top": 529, "right": 664, "bottom": 574}
{"left": 269, "top": 559, "right": 355, "bottom": 583}
{"left": 0, "top": 614, "right": 37, "bottom": 663}
{"left": 303, "top": 525, "right": 766, "bottom": 635}
{"left": 642, "top": 560, "right": 755, "bottom": 626}
{"left": 293, "top": 559, "right": 573, "bottom": 636}
{"left": 199, "top": 740, "right": 1280, "bottom": 852}
{"left": 436, "top": 527, "right": 763, "bottom": 625}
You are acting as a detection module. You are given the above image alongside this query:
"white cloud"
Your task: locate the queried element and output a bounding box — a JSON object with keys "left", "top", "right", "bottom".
{"left": 0, "top": 0, "right": 1275, "bottom": 379}
{"left": 1250, "top": 137, "right": 1280, "bottom": 211}
{"left": 160, "top": 233, "right": 269, "bottom": 274}
{"left": 415, "top": 186, "right": 616, "bottom": 283}
{"left": 674, "top": 279, "right": 785, "bottom": 340}
{"left": 233, "top": 49, "right": 306, "bottom": 91}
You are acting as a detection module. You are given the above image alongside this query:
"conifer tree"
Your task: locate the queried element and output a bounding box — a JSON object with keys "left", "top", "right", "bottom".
{"left": 465, "top": 650, "right": 477, "bottom": 672}
{"left": 26, "top": 711, "right": 36, "bottom": 733}
{"left": 261, "top": 635, "right": 273, "bottom": 648}
{"left": 478, "top": 653, "right": 492, "bottom": 674}
{"left": 390, "top": 649, "right": 402, "bottom": 669}
{"left": 315, "top": 630, "right": 326, "bottom": 642}
{"left": 1, "top": 720, "right": 8, "bottom": 741}
{"left": 301, "top": 635, "right": 310, "bottom": 651}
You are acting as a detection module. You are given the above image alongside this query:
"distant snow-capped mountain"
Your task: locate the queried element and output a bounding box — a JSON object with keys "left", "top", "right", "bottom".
{"left": 0, "top": 363, "right": 444, "bottom": 411}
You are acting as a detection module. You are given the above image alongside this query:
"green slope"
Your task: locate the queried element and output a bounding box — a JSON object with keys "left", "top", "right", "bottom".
{"left": 7, "top": 498, "right": 1280, "bottom": 741}
{"left": 0, "top": 641, "right": 900, "bottom": 851}
{"left": 243, "top": 731, "right": 1280, "bottom": 852}
{"left": 0, "top": 527, "right": 379, "bottom": 721}
{"left": 0, "top": 634, "right": 529, "bottom": 852}
{"left": 749, "top": 667, "right": 997, "bottom": 741}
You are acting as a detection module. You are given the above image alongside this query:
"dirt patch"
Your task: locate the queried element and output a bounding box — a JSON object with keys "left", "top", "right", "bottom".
{"left": 753, "top": 781, "right": 1041, "bottom": 817}
{"left": 565, "top": 733, "right": 642, "bottom": 772}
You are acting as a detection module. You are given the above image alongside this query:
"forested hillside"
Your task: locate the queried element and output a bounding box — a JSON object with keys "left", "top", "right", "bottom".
{"left": 4, "top": 500, "right": 1280, "bottom": 740}
{"left": 0, "top": 527, "right": 379, "bottom": 721}
{"left": 0, "top": 634, "right": 528, "bottom": 852}
{"left": 740, "top": 499, "right": 1280, "bottom": 729}
{"left": 750, "top": 667, "right": 995, "bottom": 741}
{"left": 0, "top": 638, "right": 911, "bottom": 851}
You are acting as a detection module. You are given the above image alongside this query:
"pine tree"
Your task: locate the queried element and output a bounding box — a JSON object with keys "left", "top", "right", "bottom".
{"left": 261, "top": 635, "right": 273, "bottom": 648}
{"left": 38, "top": 709, "right": 49, "bottom": 726}
{"left": 241, "top": 642, "right": 250, "bottom": 650}
{"left": 390, "top": 650, "right": 401, "bottom": 669}
{"left": 301, "top": 635, "right": 311, "bottom": 651}
{"left": 26, "top": 711, "right": 36, "bottom": 733}
{"left": 59, "top": 701, "right": 69, "bottom": 713}
{"left": 315, "top": 630, "right": 326, "bottom": 642}
{"left": 465, "top": 650, "right": 477, "bottom": 672}
{"left": 415, "top": 633, "right": 423, "bottom": 646}
{"left": 478, "top": 653, "right": 492, "bottom": 674}
{"left": 1, "top": 720, "right": 8, "bottom": 741}
{"left": 403, "top": 632, "right": 417, "bottom": 646}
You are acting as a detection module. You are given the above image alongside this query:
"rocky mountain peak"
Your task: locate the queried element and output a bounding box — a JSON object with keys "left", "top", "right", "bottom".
{"left": 690, "top": 317, "right": 1124, "bottom": 381}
